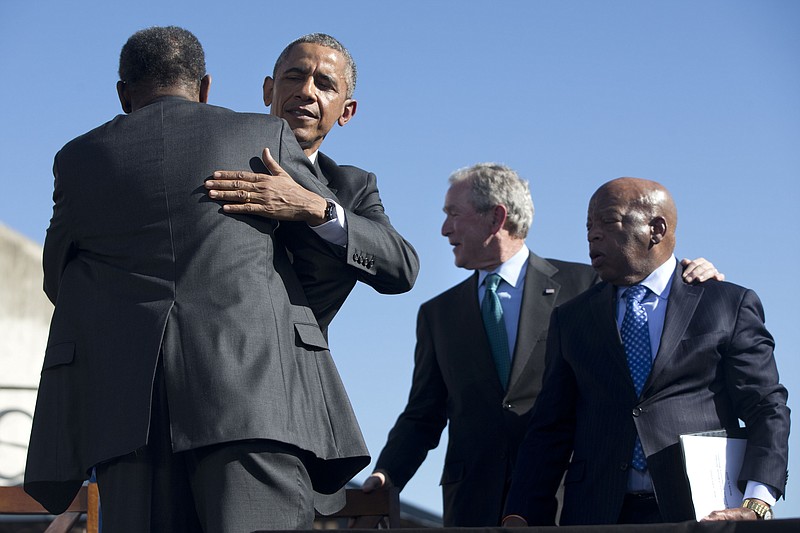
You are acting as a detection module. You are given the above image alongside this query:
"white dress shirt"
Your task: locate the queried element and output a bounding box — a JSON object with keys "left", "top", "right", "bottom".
{"left": 306, "top": 150, "right": 347, "bottom": 246}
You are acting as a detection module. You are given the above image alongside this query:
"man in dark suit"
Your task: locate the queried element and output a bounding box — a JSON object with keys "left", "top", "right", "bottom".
{"left": 503, "top": 177, "right": 789, "bottom": 525}
{"left": 206, "top": 33, "right": 418, "bottom": 336}
{"left": 25, "top": 26, "right": 369, "bottom": 532}
{"left": 359, "top": 165, "right": 722, "bottom": 526}
{"left": 204, "top": 32, "right": 419, "bottom": 517}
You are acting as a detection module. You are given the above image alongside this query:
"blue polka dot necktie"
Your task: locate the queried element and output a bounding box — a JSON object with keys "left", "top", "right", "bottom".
{"left": 620, "top": 284, "right": 652, "bottom": 471}
{"left": 481, "top": 273, "right": 511, "bottom": 390}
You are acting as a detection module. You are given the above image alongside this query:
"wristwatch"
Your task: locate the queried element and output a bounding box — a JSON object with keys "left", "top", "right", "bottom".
{"left": 742, "top": 498, "right": 773, "bottom": 520}
{"left": 324, "top": 200, "right": 337, "bottom": 222}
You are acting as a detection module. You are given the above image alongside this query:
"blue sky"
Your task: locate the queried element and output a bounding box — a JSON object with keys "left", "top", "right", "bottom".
{"left": 2, "top": 0, "right": 798, "bottom": 519}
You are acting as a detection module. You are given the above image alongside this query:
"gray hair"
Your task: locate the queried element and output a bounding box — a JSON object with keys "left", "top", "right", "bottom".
{"left": 273, "top": 33, "right": 357, "bottom": 98}
{"left": 119, "top": 26, "right": 205, "bottom": 91}
{"left": 449, "top": 163, "right": 534, "bottom": 238}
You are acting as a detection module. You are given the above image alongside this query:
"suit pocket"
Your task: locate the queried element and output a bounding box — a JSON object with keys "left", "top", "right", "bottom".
{"left": 440, "top": 460, "right": 464, "bottom": 485}
{"left": 564, "top": 459, "right": 585, "bottom": 485}
{"left": 294, "top": 323, "right": 329, "bottom": 351}
{"left": 42, "top": 342, "right": 75, "bottom": 370}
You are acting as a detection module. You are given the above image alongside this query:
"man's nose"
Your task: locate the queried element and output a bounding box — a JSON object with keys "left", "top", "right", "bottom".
{"left": 297, "top": 77, "right": 316, "bottom": 99}
{"left": 441, "top": 218, "right": 451, "bottom": 237}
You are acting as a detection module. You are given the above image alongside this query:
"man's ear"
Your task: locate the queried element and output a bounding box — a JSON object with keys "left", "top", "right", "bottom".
{"left": 650, "top": 216, "right": 668, "bottom": 244}
{"left": 337, "top": 99, "right": 358, "bottom": 127}
{"left": 199, "top": 74, "right": 211, "bottom": 103}
{"left": 262, "top": 76, "right": 275, "bottom": 108}
{"left": 491, "top": 204, "right": 509, "bottom": 234}
{"left": 116, "top": 81, "right": 132, "bottom": 114}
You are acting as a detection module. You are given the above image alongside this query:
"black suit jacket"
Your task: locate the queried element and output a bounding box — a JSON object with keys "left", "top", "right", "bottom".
{"left": 374, "top": 252, "right": 598, "bottom": 526}
{"left": 279, "top": 152, "right": 419, "bottom": 337}
{"left": 505, "top": 265, "right": 790, "bottom": 525}
{"left": 24, "top": 97, "right": 369, "bottom": 513}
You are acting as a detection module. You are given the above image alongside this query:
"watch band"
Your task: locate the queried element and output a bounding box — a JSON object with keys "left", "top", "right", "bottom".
{"left": 742, "top": 498, "right": 772, "bottom": 520}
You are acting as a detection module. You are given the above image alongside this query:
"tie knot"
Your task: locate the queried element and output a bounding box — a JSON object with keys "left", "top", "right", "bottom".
{"left": 485, "top": 273, "right": 502, "bottom": 292}
{"left": 626, "top": 285, "right": 648, "bottom": 303}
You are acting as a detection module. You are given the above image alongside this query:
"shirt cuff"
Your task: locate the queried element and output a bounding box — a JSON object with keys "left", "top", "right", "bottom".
{"left": 743, "top": 481, "right": 778, "bottom": 507}
{"left": 309, "top": 199, "right": 347, "bottom": 247}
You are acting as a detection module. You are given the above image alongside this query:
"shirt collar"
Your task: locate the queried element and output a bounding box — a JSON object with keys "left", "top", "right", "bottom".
{"left": 616, "top": 255, "right": 677, "bottom": 301}
{"left": 307, "top": 150, "right": 319, "bottom": 164}
{"left": 478, "top": 246, "right": 530, "bottom": 288}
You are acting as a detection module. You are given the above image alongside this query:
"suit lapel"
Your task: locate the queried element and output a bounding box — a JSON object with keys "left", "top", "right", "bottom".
{"left": 643, "top": 268, "right": 703, "bottom": 395}
{"left": 589, "top": 282, "right": 635, "bottom": 391}
{"left": 315, "top": 152, "right": 338, "bottom": 194}
{"left": 507, "top": 254, "right": 561, "bottom": 392}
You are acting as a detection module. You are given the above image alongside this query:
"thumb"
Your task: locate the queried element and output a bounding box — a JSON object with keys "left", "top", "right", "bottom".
{"left": 261, "top": 148, "right": 280, "bottom": 175}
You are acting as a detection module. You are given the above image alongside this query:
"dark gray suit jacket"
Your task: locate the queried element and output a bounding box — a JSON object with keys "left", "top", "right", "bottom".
{"left": 280, "top": 152, "right": 419, "bottom": 337}
{"left": 24, "top": 97, "right": 369, "bottom": 513}
{"left": 282, "top": 153, "right": 419, "bottom": 514}
{"left": 374, "top": 252, "right": 598, "bottom": 526}
{"left": 505, "top": 266, "right": 790, "bottom": 525}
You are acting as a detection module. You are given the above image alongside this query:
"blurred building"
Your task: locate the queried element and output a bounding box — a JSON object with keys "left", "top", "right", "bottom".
{"left": 0, "top": 223, "right": 50, "bottom": 487}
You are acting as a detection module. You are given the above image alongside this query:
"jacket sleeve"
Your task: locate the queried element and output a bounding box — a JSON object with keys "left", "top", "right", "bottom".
{"left": 504, "top": 307, "right": 577, "bottom": 525}
{"left": 726, "top": 289, "right": 790, "bottom": 497}
{"left": 373, "top": 305, "right": 447, "bottom": 489}
{"left": 42, "top": 153, "right": 75, "bottom": 304}
{"left": 341, "top": 170, "right": 419, "bottom": 294}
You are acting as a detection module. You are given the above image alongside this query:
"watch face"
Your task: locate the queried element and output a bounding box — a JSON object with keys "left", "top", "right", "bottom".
{"left": 764, "top": 508, "right": 773, "bottom": 520}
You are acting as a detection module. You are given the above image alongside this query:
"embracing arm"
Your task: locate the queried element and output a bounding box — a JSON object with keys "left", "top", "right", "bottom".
{"left": 206, "top": 150, "right": 419, "bottom": 296}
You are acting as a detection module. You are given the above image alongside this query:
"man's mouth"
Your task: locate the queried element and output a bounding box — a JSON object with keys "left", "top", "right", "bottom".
{"left": 589, "top": 250, "right": 604, "bottom": 267}
{"left": 286, "top": 107, "right": 317, "bottom": 120}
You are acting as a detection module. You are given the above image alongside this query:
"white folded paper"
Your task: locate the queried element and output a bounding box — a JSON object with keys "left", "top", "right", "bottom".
{"left": 680, "top": 430, "right": 746, "bottom": 520}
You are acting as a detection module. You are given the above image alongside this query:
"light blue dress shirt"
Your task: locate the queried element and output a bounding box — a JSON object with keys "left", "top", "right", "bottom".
{"left": 477, "top": 246, "right": 530, "bottom": 361}
{"left": 616, "top": 256, "right": 776, "bottom": 506}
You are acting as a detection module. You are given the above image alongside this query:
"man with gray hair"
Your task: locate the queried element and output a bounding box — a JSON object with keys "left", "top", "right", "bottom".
{"left": 362, "top": 163, "right": 722, "bottom": 526}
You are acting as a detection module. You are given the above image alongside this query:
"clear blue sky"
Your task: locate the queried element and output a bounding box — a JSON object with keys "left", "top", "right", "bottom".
{"left": 2, "top": 0, "right": 798, "bottom": 519}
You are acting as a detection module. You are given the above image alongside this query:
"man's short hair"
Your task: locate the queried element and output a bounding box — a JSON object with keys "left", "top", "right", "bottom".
{"left": 273, "top": 33, "right": 357, "bottom": 99}
{"left": 119, "top": 26, "right": 206, "bottom": 91}
{"left": 449, "top": 163, "right": 535, "bottom": 239}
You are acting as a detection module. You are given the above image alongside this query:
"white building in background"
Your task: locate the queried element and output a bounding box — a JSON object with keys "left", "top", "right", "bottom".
{"left": 0, "top": 223, "right": 51, "bottom": 486}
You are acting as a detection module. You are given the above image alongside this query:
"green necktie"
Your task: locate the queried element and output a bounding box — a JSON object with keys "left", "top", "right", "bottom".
{"left": 481, "top": 273, "right": 511, "bottom": 390}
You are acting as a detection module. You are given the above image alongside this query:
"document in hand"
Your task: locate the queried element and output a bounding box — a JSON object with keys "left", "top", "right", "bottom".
{"left": 679, "top": 429, "right": 747, "bottom": 520}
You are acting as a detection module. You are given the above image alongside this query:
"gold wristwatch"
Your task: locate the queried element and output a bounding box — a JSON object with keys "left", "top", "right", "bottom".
{"left": 742, "top": 498, "right": 773, "bottom": 520}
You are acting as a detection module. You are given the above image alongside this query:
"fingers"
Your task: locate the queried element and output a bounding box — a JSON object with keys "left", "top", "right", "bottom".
{"left": 700, "top": 507, "right": 757, "bottom": 521}
{"left": 501, "top": 515, "right": 529, "bottom": 527}
{"left": 261, "top": 147, "right": 281, "bottom": 174}
{"left": 680, "top": 257, "right": 725, "bottom": 284}
{"left": 361, "top": 472, "right": 386, "bottom": 493}
{"left": 209, "top": 170, "right": 261, "bottom": 184}
{"left": 205, "top": 171, "right": 265, "bottom": 203}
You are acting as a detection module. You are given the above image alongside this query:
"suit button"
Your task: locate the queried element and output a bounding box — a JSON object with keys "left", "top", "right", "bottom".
{"left": 620, "top": 463, "right": 629, "bottom": 471}
{"left": 632, "top": 407, "right": 642, "bottom": 417}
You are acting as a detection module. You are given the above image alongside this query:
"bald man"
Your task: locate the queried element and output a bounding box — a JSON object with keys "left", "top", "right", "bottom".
{"left": 503, "top": 178, "right": 789, "bottom": 525}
